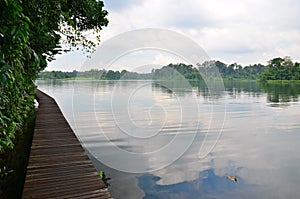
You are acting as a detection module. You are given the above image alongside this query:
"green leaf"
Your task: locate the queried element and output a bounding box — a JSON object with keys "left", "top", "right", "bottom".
{"left": 98, "top": 171, "right": 103, "bottom": 178}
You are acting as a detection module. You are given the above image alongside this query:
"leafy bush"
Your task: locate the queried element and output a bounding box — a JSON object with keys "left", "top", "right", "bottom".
{"left": 0, "top": 0, "right": 108, "bottom": 184}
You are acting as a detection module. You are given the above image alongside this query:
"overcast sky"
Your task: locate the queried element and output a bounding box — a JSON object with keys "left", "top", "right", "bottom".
{"left": 47, "top": 0, "right": 300, "bottom": 71}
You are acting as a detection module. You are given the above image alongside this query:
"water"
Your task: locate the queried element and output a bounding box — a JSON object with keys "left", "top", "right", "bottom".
{"left": 36, "top": 80, "right": 300, "bottom": 199}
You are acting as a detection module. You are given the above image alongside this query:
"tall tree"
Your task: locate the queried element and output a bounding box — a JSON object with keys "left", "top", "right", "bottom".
{"left": 260, "top": 57, "right": 299, "bottom": 81}
{"left": 0, "top": 0, "right": 108, "bottom": 185}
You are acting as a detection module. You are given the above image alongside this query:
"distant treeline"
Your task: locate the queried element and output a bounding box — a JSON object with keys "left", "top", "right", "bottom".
{"left": 199, "top": 61, "right": 265, "bottom": 80}
{"left": 37, "top": 69, "right": 152, "bottom": 80}
{"left": 38, "top": 57, "right": 300, "bottom": 81}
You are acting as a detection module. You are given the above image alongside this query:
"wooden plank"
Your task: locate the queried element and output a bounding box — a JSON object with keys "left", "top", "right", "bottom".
{"left": 22, "top": 89, "right": 112, "bottom": 199}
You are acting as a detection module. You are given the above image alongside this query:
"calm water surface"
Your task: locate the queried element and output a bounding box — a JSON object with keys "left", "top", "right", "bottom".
{"left": 36, "top": 80, "right": 300, "bottom": 199}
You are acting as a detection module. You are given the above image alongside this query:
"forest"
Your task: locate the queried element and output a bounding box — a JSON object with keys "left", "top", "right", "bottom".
{"left": 37, "top": 56, "right": 300, "bottom": 81}
{"left": 260, "top": 57, "right": 300, "bottom": 81}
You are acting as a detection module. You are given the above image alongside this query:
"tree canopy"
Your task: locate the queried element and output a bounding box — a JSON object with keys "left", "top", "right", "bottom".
{"left": 260, "top": 57, "right": 300, "bottom": 81}
{"left": 36, "top": 57, "right": 300, "bottom": 82}
{"left": 0, "top": 0, "right": 108, "bottom": 185}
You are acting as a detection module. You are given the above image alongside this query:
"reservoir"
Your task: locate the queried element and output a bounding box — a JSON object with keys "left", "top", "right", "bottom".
{"left": 36, "top": 80, "right": 300, "bottom": 199}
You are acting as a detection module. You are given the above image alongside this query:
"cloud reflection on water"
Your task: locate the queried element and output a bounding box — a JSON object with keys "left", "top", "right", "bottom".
{"left": 35, "top": 80, "right": 300, "bottom": 198}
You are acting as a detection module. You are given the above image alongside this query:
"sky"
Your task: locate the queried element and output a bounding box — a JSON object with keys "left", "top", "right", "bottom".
{"left": 47, "top": 0, "right": 300, "bottom": 71}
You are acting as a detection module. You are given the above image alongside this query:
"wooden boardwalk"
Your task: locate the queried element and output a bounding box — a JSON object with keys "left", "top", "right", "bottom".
{"left": 22, "top": 89, "right": 112, "bottom": 199}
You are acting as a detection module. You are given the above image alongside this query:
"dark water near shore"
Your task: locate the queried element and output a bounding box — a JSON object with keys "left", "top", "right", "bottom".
{"left": 36, "top": 80, "right": 300, "bottom": 199}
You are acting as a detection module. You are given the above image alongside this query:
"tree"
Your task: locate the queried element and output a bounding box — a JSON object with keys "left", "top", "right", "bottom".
{"left": 0, "top": 0, "right": 108, "bottom": 186}
{"left": 268, "top": 57, "right": 284, "bottom": 68}
{"left": 21, "top": 0, "right": 109, "bottom": 62}
{"left": 260, "top": 57, "right": 299, "bottom": 81}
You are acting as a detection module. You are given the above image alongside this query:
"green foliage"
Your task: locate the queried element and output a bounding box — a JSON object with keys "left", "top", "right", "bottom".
{"left": 98, "top": 171, "right": 111, "bottom": 187}
{"left": 0, "top": 166, "right": 13, "bottom": 185}
{"left": 153, "top": 63, "right": 202, "bottom": 80}
{"left": 0, "top": 0, "right": 108, "bottom": 187}
{"left": 21, "top": 0, "right": 108, "bottom": 61}
{"left": 38, "top": 64, "right": 199, "bottom": 80}
{"left": 0, "top": 0, "right": 34, "bottom": 154}
{"left": 260, "top": 57, "right": 300, "bottom": 82}
{"left": 200, "top": 61, "right": 265, "bottom": 80}
{"left": 37, "top": 69, "right": 153, "bottom": 80}
{"left": 37, "top": 58, "right": 300, "bottom": 82}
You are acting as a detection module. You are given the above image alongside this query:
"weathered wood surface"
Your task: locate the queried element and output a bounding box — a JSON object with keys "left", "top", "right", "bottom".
{"left": 22, "top": 89, "right": 112, "bottom": 199}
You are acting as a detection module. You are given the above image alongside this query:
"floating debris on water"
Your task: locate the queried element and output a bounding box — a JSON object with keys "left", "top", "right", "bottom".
{"left": 226, "top": 175, "right": 237, "bottom": 182}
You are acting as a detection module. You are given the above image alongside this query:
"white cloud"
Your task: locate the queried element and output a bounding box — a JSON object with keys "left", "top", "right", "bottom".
{"left": 153, "top": 53, "right": 185, "bottom": 66}
{"left": 48, "top": 0, "right": 300, "bottom": 70}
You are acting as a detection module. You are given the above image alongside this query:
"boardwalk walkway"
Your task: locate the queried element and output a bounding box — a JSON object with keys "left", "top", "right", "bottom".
{"left": 22, "top": 89, "right": 112, "bottom": 199}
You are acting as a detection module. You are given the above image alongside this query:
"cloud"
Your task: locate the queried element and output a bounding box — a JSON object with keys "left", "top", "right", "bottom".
{"left": 48, "top": 0, "right": 300, "bottom": 70}
{"left": 46, "top": 50, "right": 86, "bottom": 71}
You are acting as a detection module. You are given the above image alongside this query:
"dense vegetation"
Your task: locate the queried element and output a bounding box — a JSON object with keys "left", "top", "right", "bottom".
{"left": 38, "top": 57, "right": 300, "bottom": 82}
{"left": 37, "top": 61, "right": 265, "bottom": 80}
{"left": 260, "top": 57, "right": 300, "bottom": 82}
{"left": 212, "top": 61, "right": 265, "bottom": 80}
{"left": 38, "top": 69, "right": 152, "bottom": 80}
{"left": 0, "top": 0, "right": 108, "bottom": 195}
{"left": 152, "top": 63, "right": 202, "bottom": 80}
